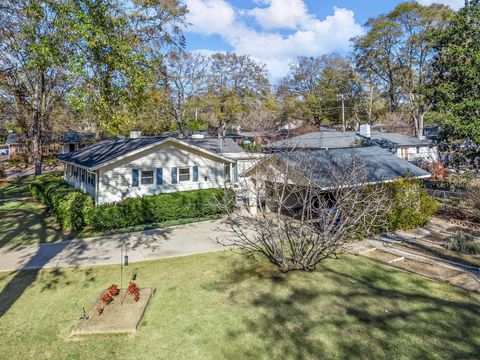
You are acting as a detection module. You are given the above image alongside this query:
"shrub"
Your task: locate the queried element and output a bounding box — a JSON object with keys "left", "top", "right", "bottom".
{"left": 84, "top": 188, "right": 234, "bottom": 231}
{"left": 30, "top": 173, "right": 93, "bottom": 230}
{"left": 385, "top": 179, "right": 438, "bottom": 231}
{"left": 445, "top": 232, "right": 480, "bottom": 255}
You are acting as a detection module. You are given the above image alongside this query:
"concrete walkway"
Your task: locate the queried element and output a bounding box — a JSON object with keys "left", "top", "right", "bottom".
{"left": 0, "top": 220, "right": 233, "bottom": 272}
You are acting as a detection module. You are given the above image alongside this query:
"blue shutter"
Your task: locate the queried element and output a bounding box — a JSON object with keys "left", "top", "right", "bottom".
{"left": 156, "top": 168, "right": 163, "bottom": 185}
{"left": 192, "top": 165, "right": 199, "bottom": 182}
{"left": 132, "top": 169, "right": 139, "bottom": 187}
{"left": 171, "top": 167, "right": 177, "bottom": 184}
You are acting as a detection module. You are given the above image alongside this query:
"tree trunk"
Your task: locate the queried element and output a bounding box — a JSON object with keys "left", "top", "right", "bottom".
{"left": 32, "top": 73, "right": 44, "bottom": 177}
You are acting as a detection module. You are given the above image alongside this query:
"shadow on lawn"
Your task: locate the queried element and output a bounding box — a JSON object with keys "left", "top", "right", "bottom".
{"left": 0, "top": 225, "right": 174, "bottom": 318}
{"left": 220, "top": 257, "right": 480, "bottom": 359}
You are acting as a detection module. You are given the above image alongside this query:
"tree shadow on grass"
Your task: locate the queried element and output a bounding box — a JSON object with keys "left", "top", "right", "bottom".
{"left": 220, "top": 257, "right": 480, "bottom": 359}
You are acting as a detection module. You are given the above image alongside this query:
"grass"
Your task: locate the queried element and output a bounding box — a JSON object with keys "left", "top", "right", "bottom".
{"left": 0, "top": 252, "right": 478, "bottom": 360}
{"left": 0, "top": 177, "right": 33, "bottom": 199}
{"left": 0, "top": 178, "right": 64, "bottom": 248}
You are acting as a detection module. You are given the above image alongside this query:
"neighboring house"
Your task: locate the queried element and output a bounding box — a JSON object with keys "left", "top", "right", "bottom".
{"left": 362, "top": 132, "right": 439, "bottom": 162}
{"left": 241, "top": 146, "right": 431, "bottom": 213}
{"left": 3, "top": 131, "right": 96, "bottom": 160}
{"left": 57, "top": 132, "right": 96, "bottom": 154}
{"left": 5, "top": 131, "right": 27, "bottom": 160}
{"left": 264, "top": 125, "right": 439, "bottom": 163}
{"left": 58, "top": 133, "right": 250, "bottom": 205}
{"left": 264, "top": 131, "right": 360, "bottom": 151}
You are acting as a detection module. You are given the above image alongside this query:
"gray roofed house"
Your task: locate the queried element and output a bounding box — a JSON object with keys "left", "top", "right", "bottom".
{"left": 368, "top": 132, "right": 431, "bottom": 147}
{"left": 363, "top": 132, "right": 438, "bottom": 162}
{"left": 264, "top": 131, "right": 360, "bottom": 151}
{"left": 272, "top": 146, "right": 430, "bottom": 188}
{"left": 57, "top": 133, "right": 249, "bottom": 205}
{"left": 263, "top": 126, "right": 439, "bottom": 163}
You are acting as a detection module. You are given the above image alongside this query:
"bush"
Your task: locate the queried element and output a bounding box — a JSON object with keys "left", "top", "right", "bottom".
{"left": 445, "top": 232, "right": 480, "bottom": 255}
{"left": 385, "top": 179, "right": 438, "bottom": 231}
{"left": 84, "top": 188, "right": 235, "bottom": 231}
{"left": 30, "top": 173, "right": 93, "bottom": 230}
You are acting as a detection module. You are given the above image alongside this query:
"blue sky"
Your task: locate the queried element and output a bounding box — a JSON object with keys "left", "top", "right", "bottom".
{"left": 182, "top": 0, "right": 463, "bottom": 79}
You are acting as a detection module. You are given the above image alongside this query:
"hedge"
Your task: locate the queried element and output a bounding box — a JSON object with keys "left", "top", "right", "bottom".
{"left": 30, "top": 173, "right": 94, "bottom": 230}
{"left": 31, "top": 173, "right": 234, "bottom": 231}
{"left": 85, "top": 188, "right": 234, "bottom": 231}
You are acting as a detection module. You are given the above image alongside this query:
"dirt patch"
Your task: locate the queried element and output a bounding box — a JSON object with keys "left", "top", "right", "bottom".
{"left": 390, "top": 258, "right": 464, "bottom": 280}
{"left": 72, "top": 288, "right": 154, "bottom": 335}
{"left": 361, "top": 249, "right": 402, "bottom": 263}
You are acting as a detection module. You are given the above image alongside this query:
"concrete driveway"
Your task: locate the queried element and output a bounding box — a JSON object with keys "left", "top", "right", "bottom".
{"left": 0, "top": 219, "right": 233, "bottom": 272}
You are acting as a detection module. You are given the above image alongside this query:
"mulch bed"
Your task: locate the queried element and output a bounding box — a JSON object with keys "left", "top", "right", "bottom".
{"left": 72, "top": 288, "right": 155, "bottom": 335}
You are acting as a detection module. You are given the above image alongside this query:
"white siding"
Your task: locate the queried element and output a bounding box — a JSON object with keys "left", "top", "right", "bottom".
{"left": 396, "top": 146, "right": 439, "bottom": 162}
{"left": 97, "top": 142, "right": 228, "bottom": 204}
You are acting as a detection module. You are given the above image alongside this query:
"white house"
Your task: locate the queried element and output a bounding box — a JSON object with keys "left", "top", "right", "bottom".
{"left": 364, "top": 133, "right": 438, "bottom": 162}
{"left": 58, "top": 133, "right": 249, "bottom": 205}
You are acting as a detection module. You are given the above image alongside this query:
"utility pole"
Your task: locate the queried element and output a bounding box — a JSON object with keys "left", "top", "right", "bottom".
{"left": 340, "top": 94, "right": 346, "bottom": 132}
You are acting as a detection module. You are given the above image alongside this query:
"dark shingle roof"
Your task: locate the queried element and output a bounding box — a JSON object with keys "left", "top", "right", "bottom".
{"left": 182, "top": 137, "right": 244, "bottom": 154}
{"left": 264, "top": 131, "right": 360, "bottom": 150}
{"left": 368, "top": 132, "right": 431, "bottom": 147}
{"left": 61, "top": 132, "right": 96, "bottom": 144}
{"left": 58, "top": 135, "right": 242, "bottom": 169}
{"left": 273, "top": 146, "right": 430, "bottom": 188}
{"left": 6, "top": 132, "right": 20, "bottom": 145}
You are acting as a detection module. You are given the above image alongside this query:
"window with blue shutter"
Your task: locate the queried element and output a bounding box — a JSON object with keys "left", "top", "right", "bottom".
{"left": 192, "top": 165, "right": 199, "bottom": 182}
{"left": 132, "top": 169, "right": 139, "bottom": 187}
{"left": 156, "top": 168, "right": 163, "bottom": 185}
{"left": 171, "top": 167, "right": 177, "bottom": 184}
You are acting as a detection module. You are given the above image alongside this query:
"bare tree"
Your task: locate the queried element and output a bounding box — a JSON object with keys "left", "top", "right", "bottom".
{"left": 218, "top": 150, "right": 391, "bottom": 272}
{"left": 160, "top": 51, "right": 209, "bottom": 134}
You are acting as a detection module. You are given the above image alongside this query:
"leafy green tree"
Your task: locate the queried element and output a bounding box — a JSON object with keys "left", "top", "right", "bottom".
{"left": 277, "top": 54, "right": 365, "bottom": 128}
{"left": 353, "top": 2, "right": 453, "bottom": 137}
{"left": 426, "top": 0, "right": 480, "bottom": 142}
{"left": 64, "top": 0, "right": 186, "bottom": 136}
{"left": 0, "top": 0, "right": 73, "bottom": 175}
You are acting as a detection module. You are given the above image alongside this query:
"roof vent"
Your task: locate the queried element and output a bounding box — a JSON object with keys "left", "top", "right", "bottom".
{"left": 359, "top": 124, "right": 371, "bottom": 138}
{"left": 191, "top": 133, "right": 204, "bottom": 139}
{"left": 130, "top": 130, "right": 141, "bottom": 139}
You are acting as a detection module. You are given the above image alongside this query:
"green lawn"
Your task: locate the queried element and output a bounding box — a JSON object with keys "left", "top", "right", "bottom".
{"left": 0, "top": 178, "right": 63, "bottom": 248}
{"left": 0, "top": 252, "right": 478, "bottom": 360}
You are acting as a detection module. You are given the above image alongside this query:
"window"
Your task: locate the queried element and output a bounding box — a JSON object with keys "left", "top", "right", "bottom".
{"left": 141, "top": 170, "right": 154, "bottom": 185}
{"left": 178, "top": 167, "right": 190, "bottom": 182}
{"left": 87, "top": 172, "right": 96, "bottom": 186}
{"left": 81, "top": 169, "right": 86, "bottom": 182}
{"left": 73, "top": 166, "right": 78, "bottom": 179}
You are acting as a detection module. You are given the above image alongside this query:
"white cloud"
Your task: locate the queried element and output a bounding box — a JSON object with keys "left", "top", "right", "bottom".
{"left": 185, "top": 0, "right": 235, "bottom": 35}
{"left": 247, "top": 0, "right": 313, "bottom": 30}
{"left": 184, "top": 0, "right": 364, "bottom": 79}
{"left": 417, "top": 0, "right": 464, "bottom": 10}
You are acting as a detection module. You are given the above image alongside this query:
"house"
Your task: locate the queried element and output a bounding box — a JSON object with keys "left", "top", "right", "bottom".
{"left": 362, "top": 132, "right": 439, "bottom": 162}
{"left": 263, "top": 131, "right": 360, "bottom": 151}
{"left": 240, "top": 146, "right": 431, "bottom": 213}
{"left": 2, "top": 131, "right": 96, "bottom": 160}
{"left": 58, "top": 132, "right": 249, "bottom": 205}
{"left": 57, "top": 132, "right": 96, "bottom": 154}
{"left": 264, "top": 125, "right": 439, "bottom": 163}
{"left": 5, "top": 131, "right": 27, "bottom": 160}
